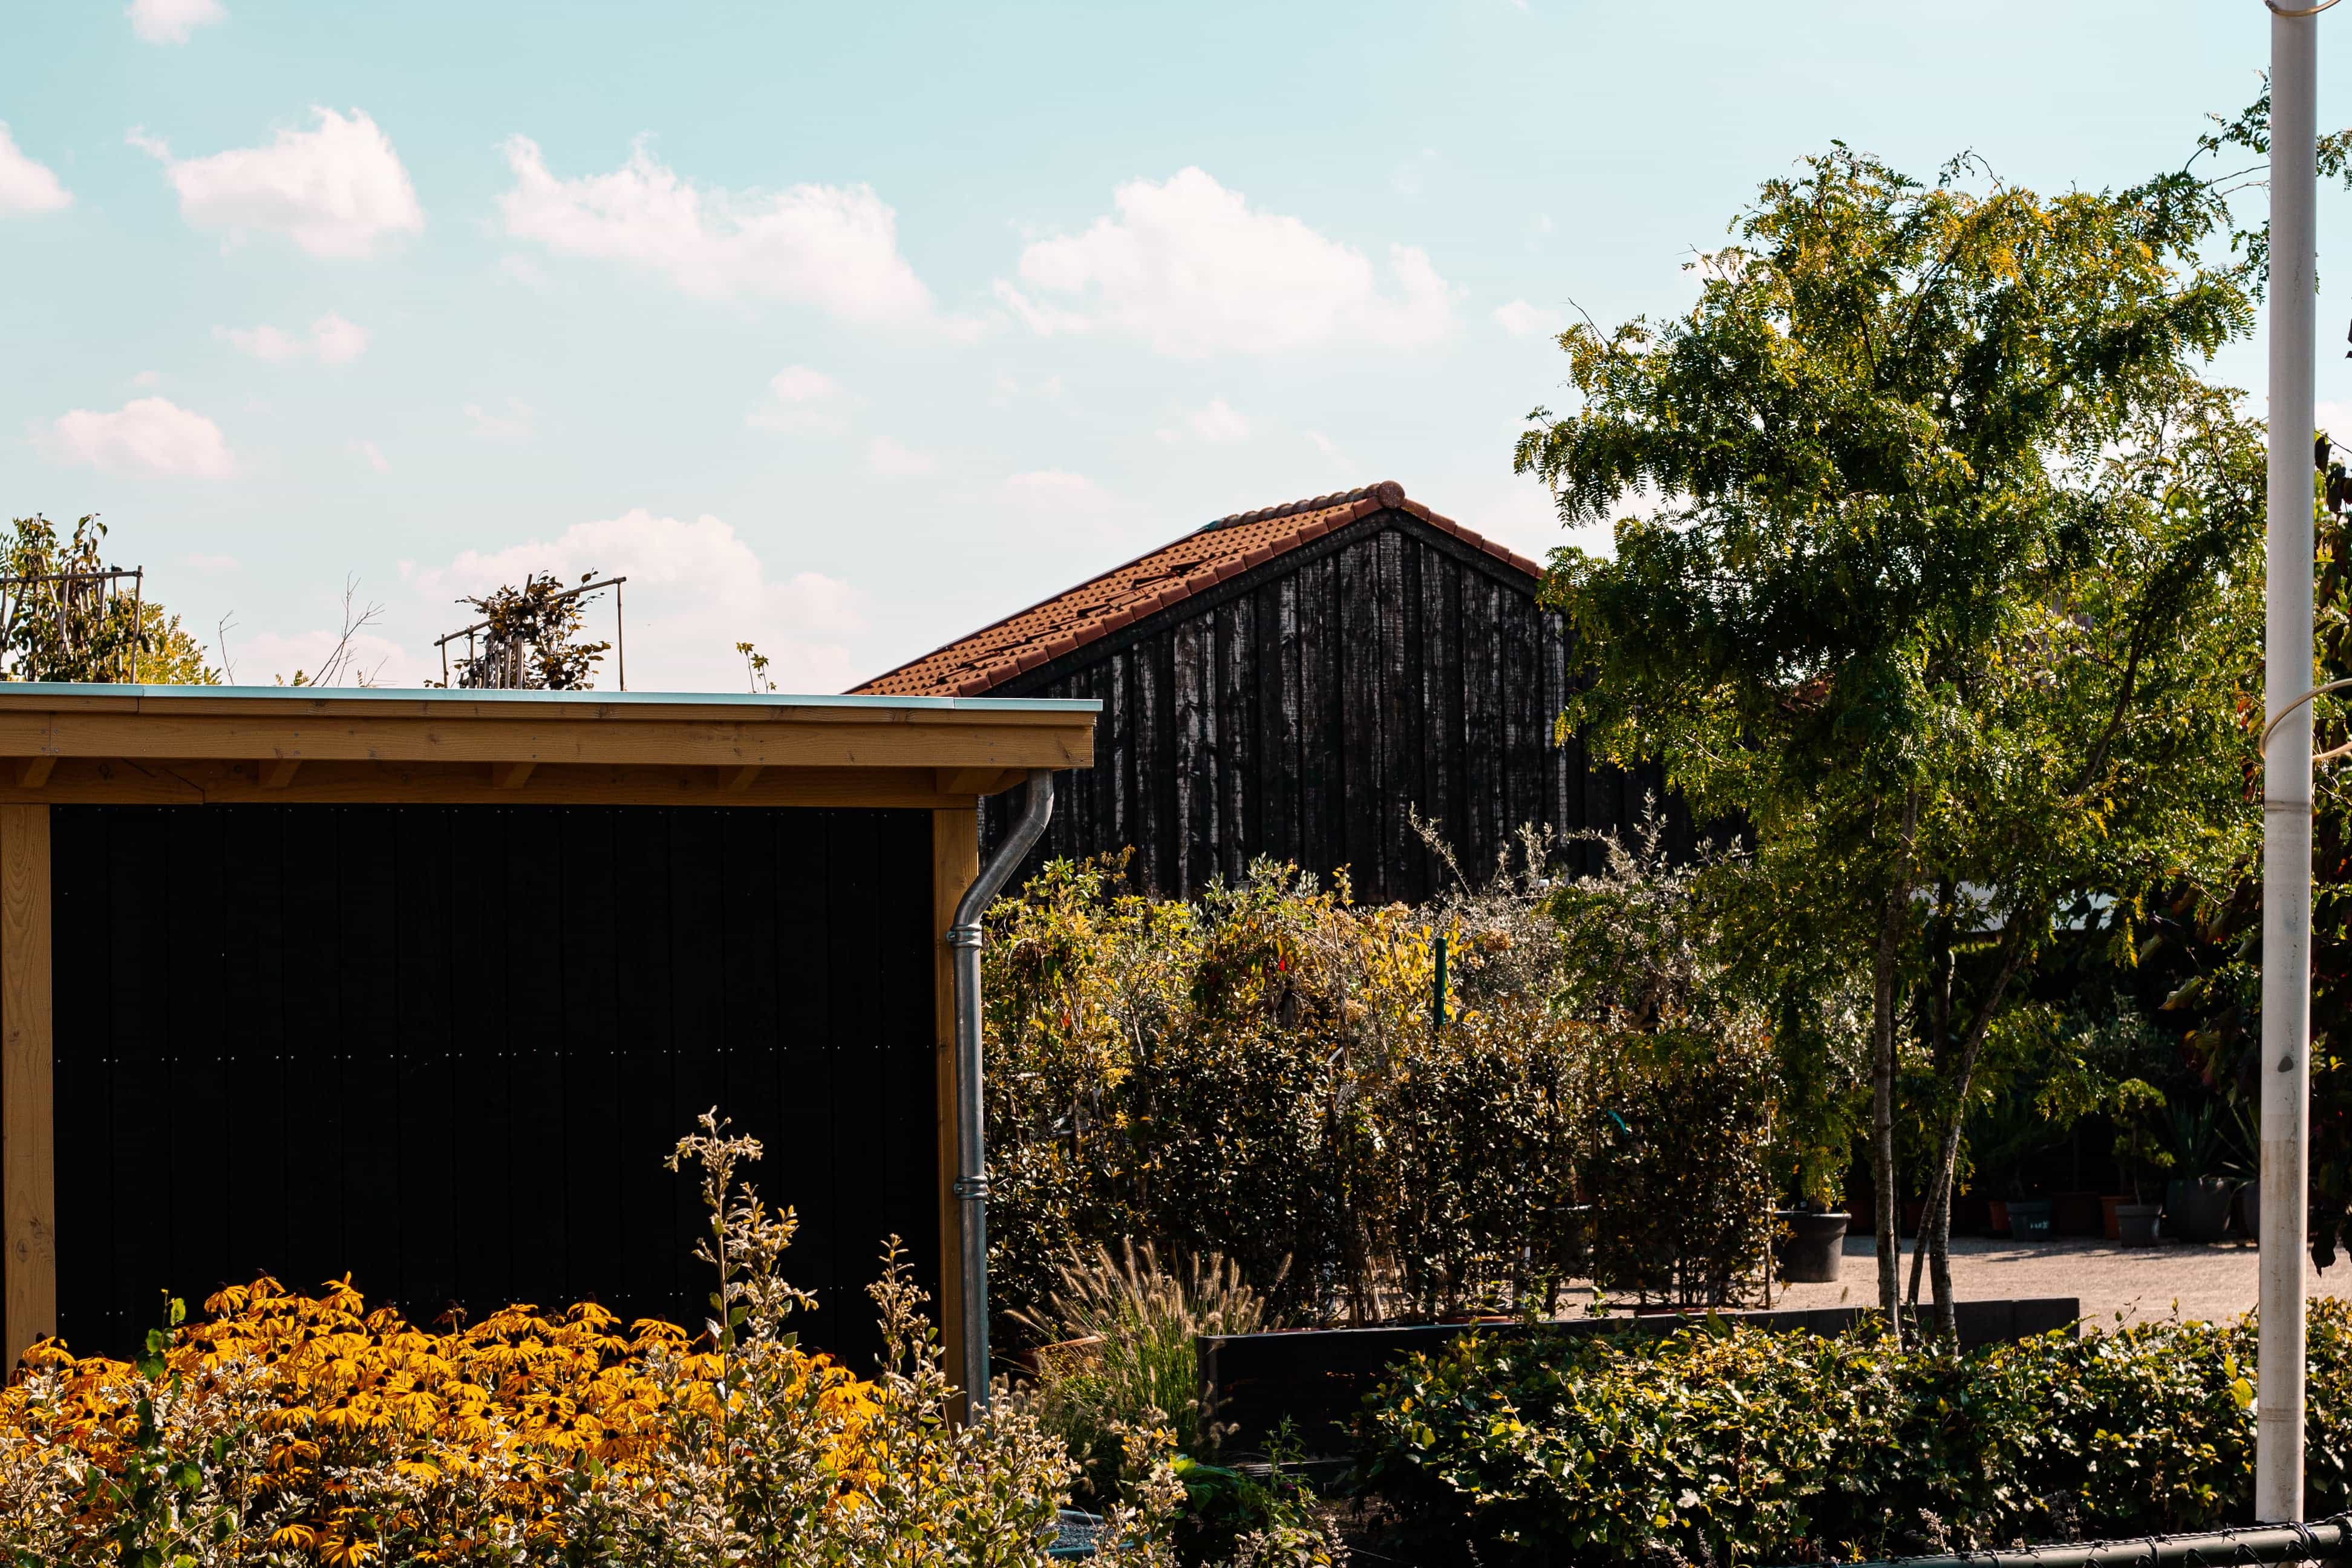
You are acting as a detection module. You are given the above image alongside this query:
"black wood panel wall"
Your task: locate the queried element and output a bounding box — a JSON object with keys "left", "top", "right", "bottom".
{"left": 984, "top": 515, "right": 1688, "bottom": 903}
{"left": 49, "top": 804, "right": 938, "bottom": 1370}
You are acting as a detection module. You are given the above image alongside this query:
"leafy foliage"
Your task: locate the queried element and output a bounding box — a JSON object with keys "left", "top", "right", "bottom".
{"left": 1015, "top": 1242, "right": 1276, "bottom": 1500}
{"left": 1359, "top": 1302, "right": 2352, "bottom": 1567}
{"left": 2157, "top": 494, "right": 2352, "bottom": 1266}
{"left": 1515, "top": 139, "right": 2266, "bottom": 1334}
{"left": 0, "top": 515, "right": 214, "bottom": 685}
{"left": 1582, "top": 1025, "right": 1775, "bottom": 1309}
{"left": 0, "top": 1111, "right": 1193, "bottom": 1566}
{"left": 453, "top": 571, "right": 611, "bottom": 690}
{"left": 985, "top": 845, "right": 1782, "bottom": 1334}
{"left": 737, "top": 641, "right": 776, "bottom": 693}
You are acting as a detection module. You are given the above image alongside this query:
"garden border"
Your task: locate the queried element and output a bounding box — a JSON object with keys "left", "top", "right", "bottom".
{"left": 1199, "top": 1297, "right": 2082, "bottom": 1455}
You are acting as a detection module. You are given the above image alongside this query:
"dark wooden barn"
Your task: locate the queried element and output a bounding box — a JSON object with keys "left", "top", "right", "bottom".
{"left": 856, "top": 481, "right": 1677, "bottom": 903}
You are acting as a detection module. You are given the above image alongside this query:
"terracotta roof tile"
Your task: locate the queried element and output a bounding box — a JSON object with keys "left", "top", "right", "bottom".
{"left": 852, "top": 481, "right": 1543, "bottom": 696}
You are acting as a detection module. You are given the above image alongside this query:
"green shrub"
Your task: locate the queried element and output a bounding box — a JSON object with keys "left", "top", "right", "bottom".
{"left": 985, "top": 843, "right": 1785, "bottom": 1336}
{"left": 1171, "top": 1453, "right": 1344, "bottom": 1566}
{"left": 1357, "top": 1300, "right": 2352, "bottom": 1566}
{"left": 1583, "top": 1024, "right": 1777, "bottom": 1307}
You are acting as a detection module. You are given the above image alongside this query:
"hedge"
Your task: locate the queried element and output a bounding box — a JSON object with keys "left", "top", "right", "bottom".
{"left": 1356, "top": 1301, "right": 2352, "bottom": 1566}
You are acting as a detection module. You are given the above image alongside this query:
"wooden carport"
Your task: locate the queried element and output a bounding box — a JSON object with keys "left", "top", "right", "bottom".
{"left": 0, "top": 684, "right": 1096, "bottom": 1377}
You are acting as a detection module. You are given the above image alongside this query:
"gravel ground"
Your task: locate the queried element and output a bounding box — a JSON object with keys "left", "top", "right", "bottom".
{"left": 1763, "top": 1233, "right": 2352, "bottom": 1327}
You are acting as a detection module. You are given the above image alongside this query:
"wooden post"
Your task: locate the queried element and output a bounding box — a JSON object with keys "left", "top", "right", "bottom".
{"left": 932, "top": 805, "right": 978, "bottom": 1419}
{"left": 0, "top": 806, "right": 53, "bottom": 1369}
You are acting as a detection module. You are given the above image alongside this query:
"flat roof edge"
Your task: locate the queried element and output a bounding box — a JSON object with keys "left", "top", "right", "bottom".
{"left": 0, "top": 683, "right": 1103, "bottom": 714}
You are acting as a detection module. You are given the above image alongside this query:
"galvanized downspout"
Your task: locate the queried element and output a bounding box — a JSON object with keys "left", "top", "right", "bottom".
{"left": 949, "top": 769, "right": 1054, "bottom": 1412}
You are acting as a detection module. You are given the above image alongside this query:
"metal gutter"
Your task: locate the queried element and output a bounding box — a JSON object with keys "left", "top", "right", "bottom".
{"left": 947, "top": 769, "right": 1056, "bottom": 1411}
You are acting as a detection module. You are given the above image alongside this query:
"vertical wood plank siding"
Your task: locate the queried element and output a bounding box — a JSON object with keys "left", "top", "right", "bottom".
{"left": 2, "top": 806, "right": 53, "bottom": 1366}
{"left": 49, "top": 804, "right": 939, "bottom": 1365}
{"left": 981, "top": 512, "right": 1684, "bottom": 903}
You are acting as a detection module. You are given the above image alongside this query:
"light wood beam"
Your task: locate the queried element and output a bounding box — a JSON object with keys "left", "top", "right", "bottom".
{"left": 727, "top": 765, "right": 763, "bottom": 792}
{"left": 0, "top": 713, "right": 1094, "bottom": 773}
{"left": 932, "top": 806, "right": 978, "bottom": 1422}
{"left": 13, "top": 759, "right": 51, "bottom": 790}
{"left": 260, "top": 758, "right": 299, "bottom": 788}
{"left": 492, "top": 760, "right": 535, "bottom": 790}
{"left": 935, "top": 767, "right": 1025, "bottom": 797}
{"left": 0, "top": 759, "right": 991, "bottom": 809}
{"left": 1, "top": 806, "right": 53, "bottom": 1370}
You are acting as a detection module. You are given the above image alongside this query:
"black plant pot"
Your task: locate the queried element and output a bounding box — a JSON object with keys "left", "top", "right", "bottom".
{"left": 2166, "top": 1177, "right": 2239, "bottom": 1244}
{"left": 2115, "top": 1202, "right": 2161, "bottom": 1246}
{"left": 1776, "top": 1210, "right": 1848, "bottom": 1284}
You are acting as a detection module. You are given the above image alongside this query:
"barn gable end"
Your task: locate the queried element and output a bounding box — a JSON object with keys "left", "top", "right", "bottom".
{"left": 855, "top": 483, "right": 1688, "bottom": 903}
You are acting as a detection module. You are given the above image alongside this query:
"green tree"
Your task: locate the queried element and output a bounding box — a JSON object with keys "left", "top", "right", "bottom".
{"left": 0, "top": 514, "right": 216, "bottom": 684}
{"left": 1516, "top": 146, "right": 2264, "bottom": 1342}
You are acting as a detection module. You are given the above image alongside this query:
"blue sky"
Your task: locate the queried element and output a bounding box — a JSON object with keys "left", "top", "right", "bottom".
{"left": 0, "top": 0, "right": 2344, "bottom": 691}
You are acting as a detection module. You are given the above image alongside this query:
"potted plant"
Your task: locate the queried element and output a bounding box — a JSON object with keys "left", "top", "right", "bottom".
{"left": 2005, "top": 1191, "right": 2054, "bottom": 1243}
{"left": 2163, "top": 1100, "right": 2244, "bottom": 1244}
{"left": 2110, "top": 1077, "right": 2168, "bottom": 1246}
{"left": 2224, "top": 1098, "right": 2261, "bottom": 1241}
{"left": 1773, "top": 1198, "right": 1848, "bottom": 1284}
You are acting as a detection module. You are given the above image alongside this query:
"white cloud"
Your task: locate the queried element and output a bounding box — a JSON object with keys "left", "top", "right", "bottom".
{"left": 1494, "top": 298, "right": 1566, "bottom": 338}
{"left": 1189, "top": 399, "right": 1249, "bottom": 443}
{"left": 1000, "top": 167, "right": 1455, "bottom": 358}
{"left": 988, "top": 372, "right": 1065, "bottom": 407}
{"left": 131, "top": 370, "right": 163, "bottom": 388}
{"left": 217, "top": 312, "right": 369, "bottom": 364}
{"left": 998, "top": 469, "right": 1145, "bottom": 560}
{"left": 134, "top": 108, "right": 422, "bottom": 258}
{"left": 868, "top": 436, "right": 935, "bottom": 476}
{"left": 1391, "top": 148, "right": 1439, "bottom": 198}
{"left": 1002, "top": 469, "right": 1115, "bottom": 513}
{"left": 746, "top": 365, "right": 857, "bottom": 434}
{"left": 37, "top": 396, "right": 234, "bottom": 477}
{"left": 241, "top": 627, "right": 408, "bottom": 687}
{"left": 498, "top": 136, "right": 947, "bottom": 329}
{"left": 309, "top": 313, "right": 368, "bottom": 363}
{"left": 1157, "top": 399, "right": 1250, "bottom": 445}
{"left": 351, "top": 439, "right": 388, "bottom": 472}
{"left": 497, "top": 252, "right": 547, "bottom": 287}
{"left": 464, "top": 399, "right": 533, "bottom": 443}
{"left": 0, "top": 125, "right": 70, "bottom": 215}
{"left": 414, "top": 509, "right": 867, "bottom": 692}
{"left": 221, "top": 324, "right": 303, "bottom": 361}
{"left": 128, "top": 0, "right": 225, "bottom": 44}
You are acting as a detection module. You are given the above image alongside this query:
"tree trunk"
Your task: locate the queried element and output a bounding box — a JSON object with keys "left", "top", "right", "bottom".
{"left": 1916, "top": 918, "right": 2036, "bottom": 1345}
{"left": 1906, "top": 885, "right": 1958, "bottom": 1312}
{"left": 1868, "top": 791, "right": 1921, "bottom": 1344}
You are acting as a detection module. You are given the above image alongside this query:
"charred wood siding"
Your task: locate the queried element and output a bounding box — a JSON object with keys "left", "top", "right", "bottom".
{"left": 50, "top": 803, "right": 938, "bottom": 1364}
{"left": 983, "top": 510, "right": 1687, "bottom": 903}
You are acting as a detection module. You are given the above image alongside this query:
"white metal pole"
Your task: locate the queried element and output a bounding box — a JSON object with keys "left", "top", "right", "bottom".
{"left": 2259, "top": 0, "right": 2320, "bottom": 1524}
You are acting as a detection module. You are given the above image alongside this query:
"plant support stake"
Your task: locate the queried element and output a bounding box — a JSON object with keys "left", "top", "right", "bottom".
{"left": 2261, "top": 0, "right": 2322, "bottom": 1524}
{"left": 947, "top": 771, "right": 1055, "bottom": 1413}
